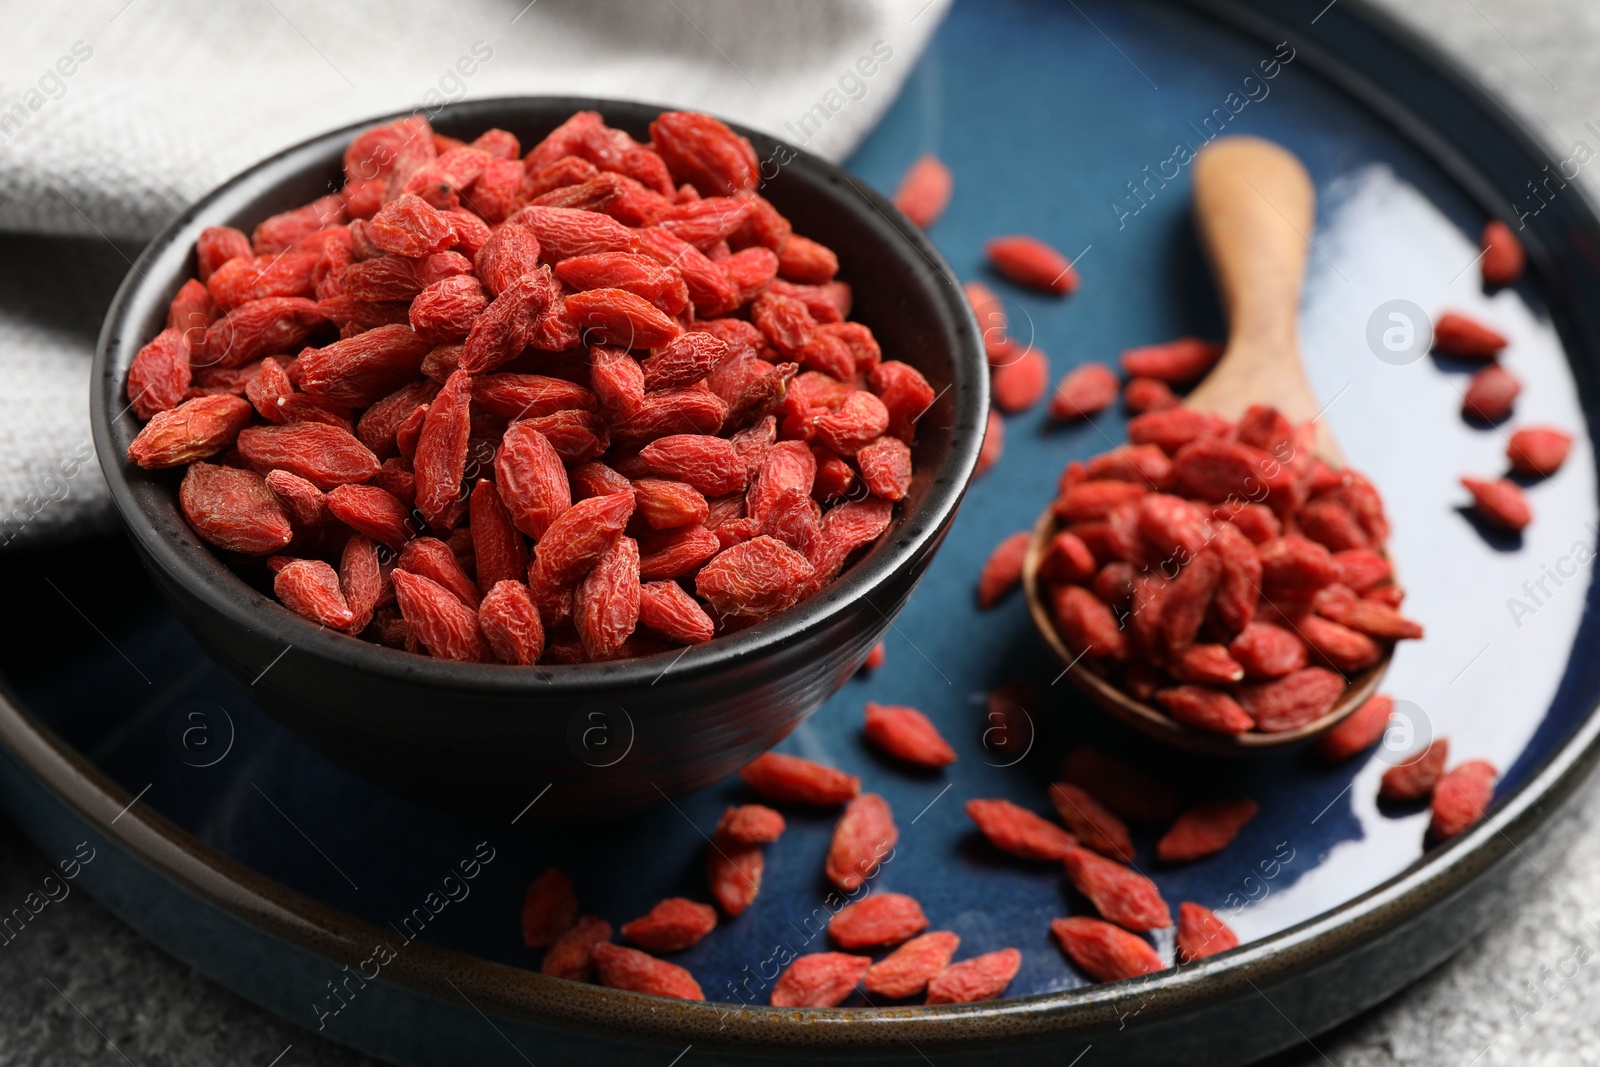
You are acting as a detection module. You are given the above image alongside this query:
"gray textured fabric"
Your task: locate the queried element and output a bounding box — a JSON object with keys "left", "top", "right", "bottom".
{"left": 0, "top": 0, "right": 947, "bottom": 547}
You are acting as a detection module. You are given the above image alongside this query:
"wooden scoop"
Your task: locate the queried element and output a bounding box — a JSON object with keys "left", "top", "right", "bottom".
{"left": 1023, "top": 135, "right": 1386, "bottom": 755}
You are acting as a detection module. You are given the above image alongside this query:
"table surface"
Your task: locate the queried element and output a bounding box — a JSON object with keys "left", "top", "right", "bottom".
{"left": 5, "top": 0, "right": 1600, "bottom": 1064}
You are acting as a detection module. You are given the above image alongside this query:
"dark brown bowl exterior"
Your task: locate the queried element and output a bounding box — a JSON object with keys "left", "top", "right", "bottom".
{"left": 91, "top": 97, "right": 987, "bottom": 820}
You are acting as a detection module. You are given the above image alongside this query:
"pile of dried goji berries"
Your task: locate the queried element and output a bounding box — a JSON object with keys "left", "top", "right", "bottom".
{"left": 1432, "top": 222, "right": 1573, "bottom": 533}
{"left": 124, "top": 109, "right": 938, "bottom": 664}
{"left": 986, "top": 401, "right": 1423, "bottom": 736}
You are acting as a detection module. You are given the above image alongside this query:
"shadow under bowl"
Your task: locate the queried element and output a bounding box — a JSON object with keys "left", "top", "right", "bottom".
{"left": 90, "top": 96, "right": 987, "bottom": 821}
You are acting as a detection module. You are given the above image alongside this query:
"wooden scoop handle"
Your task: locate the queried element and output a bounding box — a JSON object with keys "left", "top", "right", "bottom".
{"left": 1186, "top": 136, "right": 1328, "bottom": 449}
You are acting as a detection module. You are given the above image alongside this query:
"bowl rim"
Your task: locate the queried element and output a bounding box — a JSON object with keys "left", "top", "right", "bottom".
{"left": 91, "top": 95, "right": 989, "bottom": 694}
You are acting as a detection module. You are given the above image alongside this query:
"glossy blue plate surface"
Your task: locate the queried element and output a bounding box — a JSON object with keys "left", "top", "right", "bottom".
{"left": 2, "top": 0, "right": 1598, "bottom": 1062}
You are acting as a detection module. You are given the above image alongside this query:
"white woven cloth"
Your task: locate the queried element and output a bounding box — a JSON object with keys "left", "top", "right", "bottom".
{"left": 0, "top": 0, "right": 949, "bottom": 546}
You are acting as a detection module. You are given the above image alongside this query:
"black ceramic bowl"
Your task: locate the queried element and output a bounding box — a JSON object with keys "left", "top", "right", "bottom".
{"left": 91, "top": 97, "right": 986, "bottom": 821}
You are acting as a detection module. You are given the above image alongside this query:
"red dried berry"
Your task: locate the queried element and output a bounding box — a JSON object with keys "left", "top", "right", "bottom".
{"left": 696, "top": 535, "right": 815, "bottom": 618}
{"left": 128, "top": 395, "right": 253, "bottom": 469}
{"left": 864, "top": 931, "right": 960, "bottom": 999}
{"left": 520, "top": 867, "right": 577, "bottom": 948}
{"left": 1507, "top": 426, "right": 1573, "bottom": 478}
{"left": 274, "top": 559, "right": 355, "bottom": 629}
{"left": 1480, "top": 220, "right": 1525, "bottom": 286}
{"left": 1157, "top": 800, "right": 1259, "bottom": 863}
{"left": 326, "top": 484, "right": 413, "bottom": 549}
{"left": 925, "top": 948, "right": 1022, "bottom": 1005}
{"left": 478, "top": 580, "right": 545, "bottom": 665}
{"left": 827, "top": 793, "right": 898, "bottom": 892}
{"left": 1317, "top": 693, "right": 1394, "bottom": 762}
{"left": 1049, "top": 783, "right": 1134, "bottom": 863}
{"left": 716, "top": 804, "right": 786, "bottom": 846}
{"left": 178, "top": 462, "right": 294, "bottom": 554}
{"left": 829, "top": 892, "right": 928, "bottom": 949}
{"left": 707, "top": 835, "right": 765, "bottom": 917}
{"left": 863, "top": 702, "right": 957, "bottom": 768}
{"left": 1380, "top": 738, "right": 1449, "bottom": 802}
{"left": 992, "top": 345, "right": 1050, "bottom": 413}
{"left": 574, "top": 535, "right": 640, "bottom": 660}
{"left": 1433, "top": 310, "right": 1507, "bottom": 360}
{"left": 1229, "top": 622, "right": 1308, "bottom": 680}
{"left": 1154, "top": 686, "right": 1253, "bottom": 735}
{"left": 1461, "top": 475, "right": 1531, "bottom": 531}
{"left": 893, "top": 154, "right": 954, "bottom": 229}
{"left": 1461, "top": 363, "right": 1521, "bottom": 422}
{"left": 1176, "top": 902, "right": 1238, "bottom": 962}
{"left": 621, "top": 897, "right": 717, "bottom": 953}
{"left": 1120, "top": 338, "right": 1223, "bottom": 383}
{"left": 1236, "top": 667, "right": 1346, "bottom": 732}
{"left": 1430, "top": 760, "right": 1497, "bottom": 839}
{"left": 1062, "top": 846, "right": 1171, "bottom": 931}
{"left": 966, "top": 798, "right": 1077, "bottom": 861}
{"left": 532, "top": 490, "right": 635, "bottom": 587}
{"left": 1051, "top": 917, "right": 1163, "bottom": 981}
{"left": 541, "top": 915, "right": 612, "bottom": 981}
{"left": 391, "top": 569, "right": 486, "bottom": 662}
{"left": 976, "top": 531, "right": 1030, "bottom": 609}
{"left": 987, "top": 235, "right": 1078, "bottom": 293}
{"left": 770, "top": 952, "right": 871, "bottom": 1008}
{"left": 1050, "top": 362, "right": 1118, "bottom": 420}
{"left": 649, "top": 111, "right": 759, "bottom": 197}
{"left": 739, "top": 752, "right": 859, "bottom": 805}
{"left": 592, "top": 943, "right": 704, "bottom": 1001}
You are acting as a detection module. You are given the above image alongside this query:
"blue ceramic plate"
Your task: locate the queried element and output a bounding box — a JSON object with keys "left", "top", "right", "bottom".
{"left": 3, "top": 0, "right": 1598, "bottom": 1064}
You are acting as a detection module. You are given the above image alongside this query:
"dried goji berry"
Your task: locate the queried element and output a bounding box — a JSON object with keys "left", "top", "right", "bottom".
{"left": 1316, "top": 693, "right": 1393, "bottom": 762}
{"left": 827, "top": 793, "right": 898, "bottom": 891}
{"left": 893, "top": 154, "right": 954, "bottom": 229}
{"left": 864, "top": 931, "right": 960, "bottom": 999}
{"left": 621, "top": 897, "right": 717, "bottom": 953}
{"left": 925, "top": 948, "right": 1021, "bottom": 1005}
{"left": 196, "top": 225, "right": 253, "bottom": 282}
{"left": 649, "top": 111, "right": 759, "bottom": 197}
{"left": 740, "top": 752, "right": 859, "bottom": 805}
{"left": 770, "top": 952, "right": 871, "bottom": 1008}
{"left": 1050, "top": 584, "right": 1127, "bottom": 661}
{"left": 1051, "top": 917, "right": 1162, "bottom": 981}
{"left": 1228, "top": 622, "right": 1307, "bottom": 679}
{"left": 478, "top": 579, "right": 545, "bottom": 665}
{"left": 541, "top": 915, "right": 611, "bottom": 981}
{"left": 697, "top": 535, "right": 814, "bottom": 618}
{"left": 1433, "top": 310, "right": 1506, "bottom": 360}
{"left": 1156, "top": 800, "right": 1258, "bottom": 862}
{"left": 1429, "top": 760, "right": 1496, "bottom": 839}
{"left": 236, "top": 422, "right": 380, "bottom": 490}
{"left": 1049, "top": 783, "right": 1134, "bottom": 863}
{"left": 829, "top": 892, "right": 928, "bottom": 949}
{"left": 574, "top": 535, "right": 640, "bottom": 659}
{"left": 1237, "top": 667, "right": 1345, "bottom": 732}
{"left": 179, "top": 462, "right": 293, "bottom": 554}
{"left": 966, "top": 798, "right": 1077, "bottom": 861}
{"left": 398, "top": 536, "right": 481, "bottom": 608}
{"left": 863, "top": 702, "right": 956, "bottom": 768}
{"left": 520, "top": 867, "right": 577, "bottom": 948}
{"left": 1461, "top": 363, "right": 1520, "bottom": 423}
{"left": 128, "top": 395, "right": 253, "bottom": 469}
{"left": 1120, "top": 338, "right": 1222, "bottom": 383}
{"left": 127, "top": 328, "right": 193, "bottom": 419}
{"left": 868, "top": 360, "right": 936, "bottom": 442}
{"left": 391, "top": 569, "right": 486, "bottom": 662}
{"left": 1123, "top": 376, "right": 1180, "bottom": 413}
{"left": 1049, "top": 362, "right": 1118, "bottom": 420}
{"left": 274, "top": 559, "right": 355, "bottom": 629}
{"left": 716, "top": 804, "right": 786, "bottom": 845}
{"left": 1461, "top": 475, "right": 1531, "bottom": 531}
{"left": 1480, "top": 220, "right": 1524, "bottom": 286}
{"left": 1155, "top": 686, "right": 1253, "bottom": 735}
{"left": 975, "top": 531, "right": 1031, "bottom": 609}
{"left": 1507, "top": 426, "right": 1573, "bottom": 478}
{"left": 987, "top": 235, "right": 1077, "bottom": 293}
{"left": 592, "top": 943, "right": 704, "bottom": 1001}
{"left": 1380, "top": 738, "right": 1449, "bottom": 802}
{"left": 1176, "top": 902, "right": 1238, "bottom": 962}
{"left": 326, "top": 484, "right": 413, "bottom": 549}
{"left": 1063, "top": 846, "right": 1171, "bottom": 931}
{"left": 992, "top": 345, "right": 1049, "bottom": 413}
{"left": 707, "top": 835, "right": 765, "bottom": 917}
